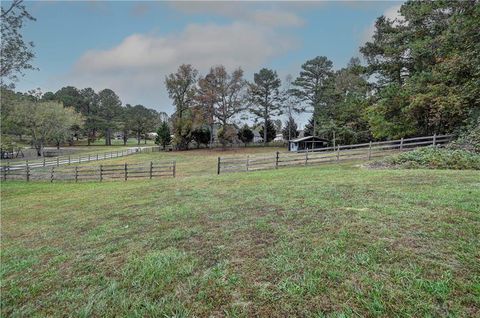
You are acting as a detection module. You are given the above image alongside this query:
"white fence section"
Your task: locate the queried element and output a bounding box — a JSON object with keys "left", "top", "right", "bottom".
{"left": 0, "top": 146, "right": 161, "bottom": 172}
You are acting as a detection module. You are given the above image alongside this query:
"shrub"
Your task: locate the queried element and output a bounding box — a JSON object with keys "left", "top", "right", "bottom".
{"left": 447, "top": 119, "right": 480, "bottom": 153}
{"left": 376, "top": 146, "right": 480, "bottom": 170}
{"left": 217, "top": 125, "right": 237, "bottom": 148}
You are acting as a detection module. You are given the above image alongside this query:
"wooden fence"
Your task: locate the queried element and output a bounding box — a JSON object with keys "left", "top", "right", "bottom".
{"left": 0, "top": 146, "right": 162, "bottom": 171}
{"left": 0, "top": 161, "right": 175, "bottom": 182}
{"left": 217, "top": 134, "right": 453, "bottom": 174}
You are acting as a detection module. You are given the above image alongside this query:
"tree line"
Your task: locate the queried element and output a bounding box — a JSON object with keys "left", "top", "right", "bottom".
{"left": 1, "top": 86, "right": 167, "bottom": 155}
{"left": 1, "top": 1, "right": 478, "bottom": 153}
{"left": 166, "top": 1, "right": 479, "bottom": 150}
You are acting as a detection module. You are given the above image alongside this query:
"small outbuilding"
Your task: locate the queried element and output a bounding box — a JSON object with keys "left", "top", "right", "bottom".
{"left": 288, "top": 136, "right": 329, "bottom": 152}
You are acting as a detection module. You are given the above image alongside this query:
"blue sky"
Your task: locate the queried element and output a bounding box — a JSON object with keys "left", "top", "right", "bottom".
{"left": 14, "top": 1, "right": 402, "bottom": 125}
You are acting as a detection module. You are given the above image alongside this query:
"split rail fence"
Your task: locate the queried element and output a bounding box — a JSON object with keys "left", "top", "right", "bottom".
{"left": 0, "top": 161, "right": 175, "bottom": 182}
{"left": 217, "top": 134, "right": 453, "bottom": 174}
{"left": 0, "top": 146, "right": 162, "bottom": 171}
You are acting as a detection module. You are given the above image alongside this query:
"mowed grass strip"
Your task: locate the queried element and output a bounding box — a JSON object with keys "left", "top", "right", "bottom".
{"left": 70, "top": 147, "right": 285, "bottom": 177}
{"left": 1, "top": 164, "right": 479, "bottom": 317}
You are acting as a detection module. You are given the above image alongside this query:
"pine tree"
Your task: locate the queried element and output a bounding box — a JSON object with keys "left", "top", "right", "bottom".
{"left": 155, "top": 121, "right": 172, "bottom": 150}
{"left": 282, "top": 116, "right": 299, "bottom": 140}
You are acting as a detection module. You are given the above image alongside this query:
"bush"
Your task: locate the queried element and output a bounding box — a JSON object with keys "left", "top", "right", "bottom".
{"left": 447, "top": 119, "right": 480, "bottom": 153}
{"left": 375, "top": 146, "right": 480, "bottom": 170}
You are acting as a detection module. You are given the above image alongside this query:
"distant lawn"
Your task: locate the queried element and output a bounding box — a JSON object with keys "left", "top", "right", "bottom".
{"left": 73, "top": 138, "right": 156, "bottom": 147}
{"left": 1, "top": 164, "right": 479, "bottom": 316}
{"left": 74, "top": 146, "right": 286, "bottom": 177}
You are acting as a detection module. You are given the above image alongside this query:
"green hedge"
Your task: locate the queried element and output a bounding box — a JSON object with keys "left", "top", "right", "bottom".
{"left": 380, "top": 146, "right": 480, "bottom": 170}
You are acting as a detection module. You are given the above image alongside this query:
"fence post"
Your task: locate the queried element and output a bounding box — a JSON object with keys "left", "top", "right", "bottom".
{"left": 43, "top": 157, "right": 46, "bottom": 167}
{"left": 124, "top": 163, "right": 128, "bottom": 181}
{"left": 433, "top": 133, "right": 437, "bottom": 147}
{"left": 57, "top": 157, "right": 59, "bottom": 167}
{"left": 305, "top": 149, "right": 308, "bottom": 166}
{"left": 51, "top": 166, "right": 54, "bottom": 183}
{"left": 75, "top": 166, "right": 78, "bottom": 182}
{"left": 79, "top": 156, "right": 81, "bottom": 164}
{"left": 149, "top": 161, "right": 153, "bottom": 179}
{"left": 68, "top": 155, "right": 71, "bottom": 164}
{"left": 275, "top": 151, "right": 279, "bottom": 169}
{"left": 173, "top": 161, "right": 176, "bottom": 178}
{"left": 368, "top": 141, "right": 372, "bottom": 160}
{"left": 100, "top": 165, "right": 103, "bottom": 182}
{"left": 246, "top": 155, "right": 249, "bottom": 172}
{"left": 3, "top": 162, "right": 9, "bottom": 180}
{"left": 217, "top": 157, "right": 221, "bottom": 175}
{"left": 336, "top": 145, "right": 340, "bottom": 161}
{"left": 26, "top": 164, "right": 30, "bottom": 182}
{"left": 96, "top": 153, "right": 99, "bottom": 160}
{"left": 400, "top": 137, "right": 404, "bottom": 150}
{"left": 88, "top": 154, "right": 91, "bottom": 162}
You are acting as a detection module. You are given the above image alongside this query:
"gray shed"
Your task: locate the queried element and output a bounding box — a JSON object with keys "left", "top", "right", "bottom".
{"left": 288, "top": 136, "right": 329, "bottom": 152}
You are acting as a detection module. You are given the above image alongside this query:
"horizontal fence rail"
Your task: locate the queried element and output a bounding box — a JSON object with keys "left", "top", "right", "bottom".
{"left": 0, "top": 146, "right": 162, "bottom": 171}
{"left": 217, "top": 134, "right": 453, "bottom": 174}
{"left": 0, "top": 160, "right": 175, "bottom": 182}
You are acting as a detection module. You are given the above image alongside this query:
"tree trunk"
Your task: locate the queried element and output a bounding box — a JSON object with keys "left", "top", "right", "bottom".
{"left": 210, "top": 124, "right": 214, "bottom": 148}
{"left": 263, "top": 116, "right": 268, "bottom": 146}
{"left": 137, "top": 132, "right": 141, "bottom": 145}
{"left": 57, "top": 142, "right": 60, "bottom": 150}
{"left": 35, "top": 142, "right": 43, "bottom": 157}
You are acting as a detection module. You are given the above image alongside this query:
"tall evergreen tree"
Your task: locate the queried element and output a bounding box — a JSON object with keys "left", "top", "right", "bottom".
{"left": 259, "top": 118, "right": 276, "bottom": 143}
{"left": 97, "top": 89, "right": 122, "bottom": 146}
{"left": 155, "top": 121, "right": 172, "bottom": 150}
{"left": 282, "top": 116, "right": 299, "bottom": 141}
{"left": 248, "top": 68, "right": 283, "bottom": 146}
{"left": 290, "top": 56, "right": 334, "bottom": 136}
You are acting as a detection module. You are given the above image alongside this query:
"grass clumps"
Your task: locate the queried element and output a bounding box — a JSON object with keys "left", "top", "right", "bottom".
{"left": 371, "top": 146, "right": 480, "bottom": 170}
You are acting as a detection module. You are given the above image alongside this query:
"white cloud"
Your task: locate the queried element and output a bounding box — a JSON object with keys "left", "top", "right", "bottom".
{"left": 249, "top": 10, "right": 305, "bottom": 27}
{"left": 361, "top": 4, "right": 403, "bottom": 44}
{"left": 65, "top": 2, "right": 305, "bottom": 112}
{"left": 169, "top": 2, "right": 305, "bottom": 28}
{"left": 69, "top": 21, "right": 298, "bottom": 112}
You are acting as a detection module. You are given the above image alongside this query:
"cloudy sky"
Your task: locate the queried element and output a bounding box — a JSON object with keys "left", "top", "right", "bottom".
{"left": 15, "top": 1, "right": 402, "bottom": 124}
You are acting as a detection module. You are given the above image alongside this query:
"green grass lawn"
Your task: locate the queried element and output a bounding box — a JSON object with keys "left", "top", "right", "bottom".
{"left": 73, "top": 138, "right": 156, "bottom": 147}
{"left": 75, "top": 147, "right": 286, "bottom": 177}
{"left": 1, "top": 164, "right": 479, "bottom": 317}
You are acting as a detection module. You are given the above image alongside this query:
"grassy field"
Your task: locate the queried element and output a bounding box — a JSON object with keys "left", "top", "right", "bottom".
{"left": 75, "top": 147, "right": 286, "bottom": 177}
{"left": 1, "top": 160, "right": 479, "bottom": 317}
{"left": 1, "top": 142, "right": 143, "bottom": 164}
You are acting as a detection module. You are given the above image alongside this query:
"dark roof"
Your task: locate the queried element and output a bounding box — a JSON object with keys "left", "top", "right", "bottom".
{"left": 289, "top": 136, "right": 329, "bottom": 143}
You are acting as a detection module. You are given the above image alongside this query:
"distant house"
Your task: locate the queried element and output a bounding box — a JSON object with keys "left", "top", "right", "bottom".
{"left": 147, "top": 132, "right": 158, "bottom": 139}
{"left": 274, "top": 133, "right": 284, "bottom": 142}
{"left": 288, "top": 136, "right": 329, "bottom": 152}
{"left": 113, "top": 132, "right": 124, "bottom": 140}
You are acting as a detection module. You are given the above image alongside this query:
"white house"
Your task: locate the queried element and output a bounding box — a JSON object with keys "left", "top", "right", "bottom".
{"left": 273, "top": 133, "right": 284, "bottom": 142}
